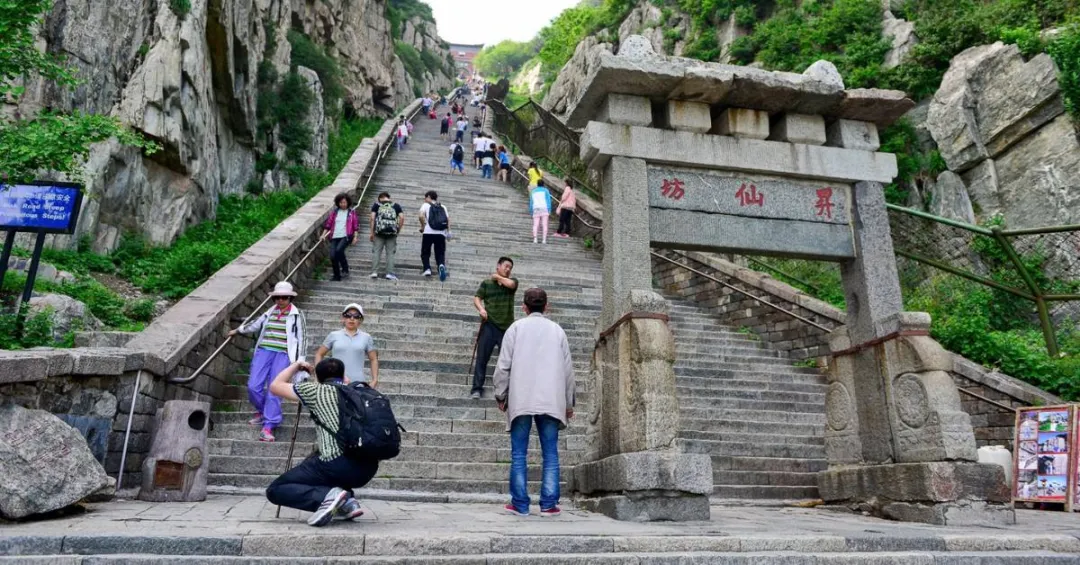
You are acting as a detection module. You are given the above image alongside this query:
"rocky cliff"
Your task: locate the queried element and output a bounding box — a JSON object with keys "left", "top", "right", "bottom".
{"left": 7, "top": 0, "right": 453, "bottom": 253}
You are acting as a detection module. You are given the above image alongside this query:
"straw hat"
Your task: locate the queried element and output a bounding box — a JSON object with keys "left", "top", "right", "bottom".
{"left": 269, "top": 281, "right": 297, "bottom": 297}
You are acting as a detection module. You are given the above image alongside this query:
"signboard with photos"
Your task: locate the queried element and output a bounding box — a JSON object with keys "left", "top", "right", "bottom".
{"left": 1013, "top": 405, "right": 1073, "bottom": 509}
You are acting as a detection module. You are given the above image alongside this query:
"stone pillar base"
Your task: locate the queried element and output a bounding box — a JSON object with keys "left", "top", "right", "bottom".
{"left": 577, "top": 492, "right": 710, "bottom": 522}
{"left": 818, "top": 462, "right": 1015, "bottom": 526}
{"left": 571, "top": 451, "right": 713, "bottom": 522}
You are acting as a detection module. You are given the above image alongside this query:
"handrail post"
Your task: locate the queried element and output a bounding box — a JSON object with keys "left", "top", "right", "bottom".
{"left": 991, "top": 227, "right": 1060, "bottom": 357}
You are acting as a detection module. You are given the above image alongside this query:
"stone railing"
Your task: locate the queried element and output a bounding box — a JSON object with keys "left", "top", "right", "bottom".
{"left": 0, "top": 100, "right": 422, "bottom": 487}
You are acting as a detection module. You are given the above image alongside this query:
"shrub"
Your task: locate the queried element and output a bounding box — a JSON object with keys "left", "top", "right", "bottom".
{"left": 275, "top": 71, "right": 315, "bottom": 163}
{"left": 286, "top": 30, "right": 344, "bottom": 110}
{"left": 169, "top": 0, "right": 190, "bottom": 17}
{"left": 395, "top": 41, "right": 426, "bottom": 85}
{"left": 1048, "top": 20, "right": 1080, "bottom": 121}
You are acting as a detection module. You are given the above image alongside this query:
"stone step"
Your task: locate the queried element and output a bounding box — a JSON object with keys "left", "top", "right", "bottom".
{"left": 712, "top": 484, "right": 821, "bottom": 500}
{"left": 209, "top": 453, "right": 581, "bottom": 477}
{"left": 678, "top": 438, "right": 826, "bottom": 459}
{"left": 206, "top": 473, "right": 563, "bottom": 495}
{"left": 11, "top": 553, "right": 1072, "bottom": 565}
{"left": 679, "top": 430, "right": 825, "bottom": 446}
{"left": 211, "top": 419, "right": 586, "bottom": 442}
{"left": 711, "top": 455, "right": 829, "bottom": 474}
{"left": 675, "top": 375, "right": 827, "bottom": 394}
{"left": 677, "top": 396, "right": 825, "bottom": 414}
{"left": 714, "top": 469, "right": 821, "bottom": 487}
{"left": 679, "top": 418, "right": 824, "bottom": 438}
{"left": 676, "top": 386, "right": 824, "bottom": 405}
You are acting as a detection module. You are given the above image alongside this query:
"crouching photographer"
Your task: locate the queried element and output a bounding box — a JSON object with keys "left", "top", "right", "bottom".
{"left": 266, "top": 358, "right": 402, "bottom": 527}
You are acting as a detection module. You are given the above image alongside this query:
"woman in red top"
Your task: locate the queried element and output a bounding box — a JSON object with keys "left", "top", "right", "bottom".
{"left": 321, "top": 193, "right": 360, "bottom": 281}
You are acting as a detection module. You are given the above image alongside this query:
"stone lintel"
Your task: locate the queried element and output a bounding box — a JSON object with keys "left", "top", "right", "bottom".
{"left": 564, "top": 51, "right": 912, "bottom": 128}
{"left": 666, "top": 100, "right": 711, "bottom": 133}
{"left": 770, "top": 113, "right": 827, "bottom": 146}
{"left": 573, "top": 451, "right": 713, "bottom": 495}
{"left": 712, "top": 108, "right": 770, "bottom": 139}
{"left": 650, "top": 209, "right": 855, "bottom": 260}
{"left": 581, "top": 121, "right": 898, "bottom": 184}
{"left": 598, "top": 94, "right": 653, "bottom": 127}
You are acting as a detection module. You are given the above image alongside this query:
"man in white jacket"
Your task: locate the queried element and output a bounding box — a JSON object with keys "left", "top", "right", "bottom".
{"left": 494, "top": 288, "right": 574, "bottom": 517}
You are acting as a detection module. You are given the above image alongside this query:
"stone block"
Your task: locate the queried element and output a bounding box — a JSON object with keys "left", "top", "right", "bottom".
{"left": 59, "top": 535, "right": 241, "bottom": 556}
{"left": 139, "top": 400, "right": 210, "bottom": 502}
{"left": 573, "top": 451, "right": 712, "bottom": 495}
{"left": 580, "top": 122, "right": 898, "bottom": 183}
{"left": 363, "top": 535, "right": 490, "bottom": 556}
{"left": 770, "top": 113, "right": 827, "bottom": 145}
{"left": 665, "top": 100, "right": 711, "bottom": 133}
{"left": 0, "top": 354, "right": 51, "bottom": 384}
{"left": 576, "top": 492, "right": 710, "bottom": 521}
{"left": 818, "top": 461, "right": 1011, "bottom": 504}
{"left": 650, "top": 208, "right": 855, "bottom": 260}
{"left": 597, "top": 94, "right": 653, "bottom": 127}
{"left": 711, "top": 108, "right": 769, "bottom": 139}
{"left": 242, "top": 535, "right": 367, "bottom": 557}
{"left": 827, "top": 119, "right": 880, "bottom": 151}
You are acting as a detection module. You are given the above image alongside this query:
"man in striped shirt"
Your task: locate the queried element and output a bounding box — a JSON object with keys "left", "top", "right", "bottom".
{"left": 267, "top": 358, "right": 378, "bottom": 527}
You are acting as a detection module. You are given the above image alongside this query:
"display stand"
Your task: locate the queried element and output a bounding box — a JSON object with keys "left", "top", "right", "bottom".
{"left": 0, "top": 182, "right": 83, "bottom": 308}
{"left": 1012, "top": 405, "right": 1073, "bottom": 509}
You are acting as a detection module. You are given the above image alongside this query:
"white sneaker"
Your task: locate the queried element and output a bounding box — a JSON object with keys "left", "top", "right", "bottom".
{"left": 308, "top": 488, "right": 348, "bottom": 527}
{"left": 533, "top": 237, "right": 538, "bottom": 244}
{"left": 369, "top": 272, "right": 379, "bottom": 279}
{"left": 385, "top": 273, "right": 399, "bottom": 281}
{"left": 423, "top": 269, "right": 432, "bottom": 277}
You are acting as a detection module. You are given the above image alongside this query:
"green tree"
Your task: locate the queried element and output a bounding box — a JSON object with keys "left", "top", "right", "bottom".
{"left": 0, "top": 0, "right": 157, "bottom": 183}
{"left": 474, "top": 40, "right": 536, "bottom": 78}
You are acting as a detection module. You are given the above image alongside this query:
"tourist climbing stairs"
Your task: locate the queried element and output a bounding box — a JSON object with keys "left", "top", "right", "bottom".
{"left": 206, "top": 109, "right": 827, "bottom": 502}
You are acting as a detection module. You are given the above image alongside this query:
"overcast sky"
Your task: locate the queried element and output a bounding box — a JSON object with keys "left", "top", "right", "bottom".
{"left": 423, "top": 0, "right": 581, "bottom": 46}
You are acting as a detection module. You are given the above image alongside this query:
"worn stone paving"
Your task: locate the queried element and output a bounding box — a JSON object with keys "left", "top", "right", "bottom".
{"left": 3, "top": 496, "right": 1080, "bottom": 551}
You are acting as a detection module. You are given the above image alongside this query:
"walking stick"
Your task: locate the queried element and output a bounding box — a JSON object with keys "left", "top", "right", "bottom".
{"left": 467, "top": 320, "right": 483, "bottom": 386}
{"left": 275, "top": 402, "right": 303, "bottom": 518}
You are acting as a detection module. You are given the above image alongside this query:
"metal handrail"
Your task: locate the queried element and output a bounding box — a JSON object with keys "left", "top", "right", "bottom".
{"left": 167, "top": 103, "right": 423, "bottom": 385}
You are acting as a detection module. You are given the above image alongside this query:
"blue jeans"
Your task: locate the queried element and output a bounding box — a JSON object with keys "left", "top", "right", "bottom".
{"left": 509, "top": 414, "right": 560, "bottom": 513}
{"left": 396, "top": 135, "right": 405, "bottom": 150}
{"left": 482, "top": 164, "right": 493, "bottom": 178}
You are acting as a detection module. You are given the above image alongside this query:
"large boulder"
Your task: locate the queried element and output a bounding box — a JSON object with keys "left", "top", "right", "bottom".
{"left": 542, "top": 36, "right": 614, "bottom": 118}
{"left": 28, "top": 293, "right": 103, "bottom": 341}
{"left": 926, "top": 42, "right": 1064, "bottom": 172}
{"left": 928, "top": 171, "right": 976, "bottom": 224}
{"left": 0, "top": 404, "right": 114, "bottom": 519}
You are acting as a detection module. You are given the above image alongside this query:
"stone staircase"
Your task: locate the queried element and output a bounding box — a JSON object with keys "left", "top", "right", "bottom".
{"left": 206, "top": 111, "right": 827, "bottom": 501}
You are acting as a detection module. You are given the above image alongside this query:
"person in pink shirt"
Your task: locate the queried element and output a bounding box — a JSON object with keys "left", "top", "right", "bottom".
{"left": 554, "top": 179, "right": 578, "bottom": 238}
{"left": 321, "top": 193, "right": 360, "bottom": 281}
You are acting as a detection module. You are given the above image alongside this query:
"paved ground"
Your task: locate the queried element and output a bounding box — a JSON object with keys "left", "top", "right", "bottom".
{"left": 4, "top": 496, "right": 1080, "bottom": 557}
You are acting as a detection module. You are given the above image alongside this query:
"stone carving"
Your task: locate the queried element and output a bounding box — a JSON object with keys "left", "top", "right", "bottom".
{"left": 0, "top": 404, "right": 113, "bottom": 519}
{"left": 139, "top": 400, "right": 211, "bottom": 502}
{"left": 825, "top": 382, "right": 853, "bottom": 432}
{"left": 893, "top": 373, "right": 930, "bottom": 429}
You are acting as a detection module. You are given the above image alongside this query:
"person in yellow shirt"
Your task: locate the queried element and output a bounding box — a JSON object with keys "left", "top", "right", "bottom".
{"left": 527, "top": 162, "right": 543, "bottom": 187}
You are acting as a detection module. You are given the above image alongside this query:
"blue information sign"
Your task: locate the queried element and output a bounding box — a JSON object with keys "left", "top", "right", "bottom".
{"left": 0, "top": 182, "right": 83, "bottom": 234}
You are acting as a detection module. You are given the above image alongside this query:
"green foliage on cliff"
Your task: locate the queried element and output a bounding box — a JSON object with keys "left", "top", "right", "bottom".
{"left": 475, "top": 40, "right": 537, "bottom": 78}
{"left": 287, "top": 30, "right": 344, "bottom": 111}
{"left": 0, "top": 0, "right": 158, "bottom": 183}
{"left": 396, "top": 40, "right": 427, "bottom": 86}
{"left": 1048, "top": 20, "right": 1080, "bottom": 120}
{"left": 387, "top": 0, "right": 436, "bottom": 40}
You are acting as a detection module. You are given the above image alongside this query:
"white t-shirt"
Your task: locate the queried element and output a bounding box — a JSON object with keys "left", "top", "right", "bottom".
{"left": 332, "top": 210, "right": 349, "bottom": 239}
{"left": 472, "top": 137, "right": 487, "bottom": 152}
{"left": 397, "top": 123, "right": 409, "bottom": 137}
{"left": 419, "top": 202, "right": 450, "bottom": 235}
{"left": 456, "top": 119, "right": 468, "bottom": 131}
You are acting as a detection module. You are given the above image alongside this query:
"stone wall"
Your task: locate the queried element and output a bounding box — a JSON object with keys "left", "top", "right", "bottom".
{"left": 0, "top": 102, "right": 420, "bottom": 487}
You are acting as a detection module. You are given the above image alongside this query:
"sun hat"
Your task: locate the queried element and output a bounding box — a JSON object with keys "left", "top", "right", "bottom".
{"left": 269, "top": 281, "right": 297, "bottom": 297}
{"left": 341, "top": 303, "right": 365, "bottom": 318}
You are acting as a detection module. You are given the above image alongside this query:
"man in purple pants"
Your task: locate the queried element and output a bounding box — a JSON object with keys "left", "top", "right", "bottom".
{"left": 229, "top": 281, "right": 307, "bottom": 442}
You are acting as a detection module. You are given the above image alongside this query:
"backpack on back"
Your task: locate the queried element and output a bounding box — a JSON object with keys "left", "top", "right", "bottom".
{"left": 452, "top": 144, "right": 464, "bottom": 161}
{"left": 427, "top": 202, "right": 449, "bottom": 231}
{"left": 374, "top": 202, "right": 399, "bottom": 236}
{"left": 310, "top": 382, "right": 403, "bottom": 461}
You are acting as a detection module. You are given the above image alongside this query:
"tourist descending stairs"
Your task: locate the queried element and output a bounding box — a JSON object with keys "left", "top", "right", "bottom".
{"left": 207, "top": 108, "right": 827, "bottom": 501}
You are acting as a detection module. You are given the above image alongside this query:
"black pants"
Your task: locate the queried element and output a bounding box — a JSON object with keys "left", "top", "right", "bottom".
{"left": 420, "top": 234, "right": 446, "bottom": 272}
{"left": 266, "top": 454, "right": 379, "bottom": 512}
{"left": 556, "top": 209, "right": 573, "bottom": 235}
{"left": 330, "top": 237, "right": 351, "bottom": 279}
{"left": 472, "top": 321, "right": 505, "bottom": 395}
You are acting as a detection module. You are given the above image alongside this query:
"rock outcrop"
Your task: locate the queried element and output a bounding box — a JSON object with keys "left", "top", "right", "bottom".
{"left": 28, "top": 294, "right": 104, "bottom": 341}
{"left": 543, "top": 36, "right": 613, "bottom": 117}
{"left": 8, "top": 0, "right": 450, "bottom": 253}
{"left": 882, "top": 10, "right": 917, "bottom": 69}
{"left": 924, "top": 42, "right": 1079, "bottom": 229}
{"left": 0, "top": 404, "right": 114, "bottom": 519}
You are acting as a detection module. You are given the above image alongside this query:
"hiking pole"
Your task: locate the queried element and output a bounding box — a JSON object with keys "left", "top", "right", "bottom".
{"left": 275, "top": 402, "right": 303, "bottom": 519}
{"left": 467, "top": 321, "right": 483, "bottom": 386}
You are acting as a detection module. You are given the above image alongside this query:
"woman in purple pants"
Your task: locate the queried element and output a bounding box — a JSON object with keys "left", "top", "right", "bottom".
{"left": 229, "top": 281, "right": 307, "bottom": 442}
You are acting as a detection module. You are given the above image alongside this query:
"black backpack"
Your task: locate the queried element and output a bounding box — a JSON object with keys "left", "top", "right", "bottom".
{"left": 309, "top": 382, "right": 404, "bottom": 461}
{"left": 427, "top": 202, "right": 449, "bottom": 231}
{"left": 452, "top": 144, "right": 464, "bottom": 161}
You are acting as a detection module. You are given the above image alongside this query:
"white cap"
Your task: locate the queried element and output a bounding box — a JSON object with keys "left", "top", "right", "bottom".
{"left": 269, "top": 281, "right": 297, "bottom": 297}
{"left": 341, "top": 303, "right": 364, "bottom": 318}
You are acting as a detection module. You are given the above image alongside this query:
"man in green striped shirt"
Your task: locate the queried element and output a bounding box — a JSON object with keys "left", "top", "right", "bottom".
{"left": 471, "top": 257, "right": 518, "bottom": 399}
{"left": 267, "top": 358, "right": 378, "bottom": 527}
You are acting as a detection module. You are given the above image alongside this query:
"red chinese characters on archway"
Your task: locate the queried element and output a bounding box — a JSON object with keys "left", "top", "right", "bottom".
{"left": 815, "top": 187, "right": 835, "bottom": 219}
{"left": 661, "top": 178, "right": 685, "bottom": 200}
{"left": 735, "top": 183, "right": 764, "bottom": 207}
